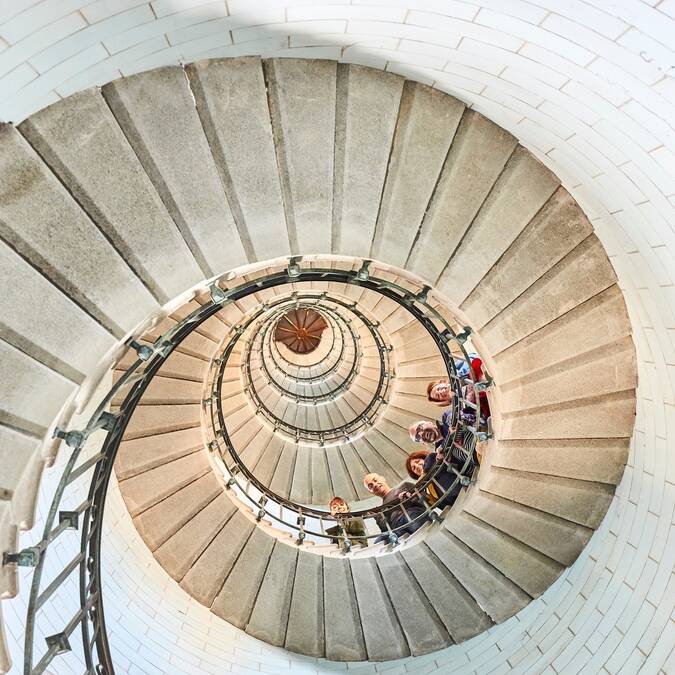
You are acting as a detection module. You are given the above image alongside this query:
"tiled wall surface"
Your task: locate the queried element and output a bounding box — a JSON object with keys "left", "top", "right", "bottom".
{"left": 2, "top": 1, "right": 674, "bottom": 673}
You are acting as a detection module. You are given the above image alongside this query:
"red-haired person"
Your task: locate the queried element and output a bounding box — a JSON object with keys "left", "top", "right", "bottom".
{"left": 406, "top": 448, "right": 462, "bottom": 510}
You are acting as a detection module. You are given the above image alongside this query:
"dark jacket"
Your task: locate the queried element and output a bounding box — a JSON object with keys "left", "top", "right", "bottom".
{"left": 421, "top": 452, "right": 462, "bottom": 509}
{"left": 375, "top": 482, "right": 429, "bottom": 536}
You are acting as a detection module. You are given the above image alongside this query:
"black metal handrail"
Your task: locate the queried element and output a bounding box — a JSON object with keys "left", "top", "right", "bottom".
{"left": 205, "top": 267, "right": 490, "bottom": 544}
{"left": 14, "top": 258, "right": 492, "bottom": 675}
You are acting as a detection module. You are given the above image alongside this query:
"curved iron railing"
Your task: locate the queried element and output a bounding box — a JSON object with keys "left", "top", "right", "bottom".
{"left": 205, "top": 267, "right": 490, "bottom": 545}
{"left": 10, "top": 258, "right": 492, "bottom": 675}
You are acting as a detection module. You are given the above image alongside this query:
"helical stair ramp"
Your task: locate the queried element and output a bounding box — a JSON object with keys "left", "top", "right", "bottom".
{"left": 0, "top": 57, "right": 637, "bottom": 673}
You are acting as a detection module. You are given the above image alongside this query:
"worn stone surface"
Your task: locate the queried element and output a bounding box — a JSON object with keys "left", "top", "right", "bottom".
{"left": 19, "top": 89, "right": 203, "bottom": 303}
{"left": 444, "top": 510, "right": 564, "bottom": 598}
{"left": 401, "top": 542, "right": 492, "bottom": 643}
{"left": 211, "top": 526, "right": 275, "bottom": 628}
{"left": 480, "top": 467, "right": 614, "bottom": 528}
{"left": 0, "top": 340, "right": 75, "bottom": 437}
{"left": 154, "top": 493, "right": 236, "bottom": 581}
{"left": 500, "top": 389, "right": 636, "bottom": 440}
{"left": 350, "top": 557, "right": 409, "bottom": 660}
{"left": 408, "top": 110, "right": 517, "bottom": 282}
{"left": 247, "top": 541, "right": 298, "bottom": 646}
{"left": 489, "top": 438, "right": 629, "bottom": 485}
{"left": 120, "top": 451, "right": 211, "bottom": 517}
{"left": 0, "top": 124, "right": 158, "bottom": 337}
{"left": 290, "top": 446, "right": 312, "bottom": 504}
{"left": 492, "top": 285, "right": 632, "bottom": 385}
{"left": 461, "top": 188, "right": 594, "bottom": 328}
{"left": 323, "top": 556, "right": 367, "bottom": 661}
{"left": 310, "top": 449, "right": 332, "bottom": 504}
{"left": 113, "top": 374, "right": 203, "bottom": 406}
{"left": 499, "top": 336, "right": 636, "bottom": 414}
{"left": 425, "top": 528, "right": 531, "bottom": 623}
{"left": 326, "top": 447, "right": 357, "bottom": 502}
{"left": 264, "top": 58, "right": 335, "bottom": 254}
{"left": 464, "top": 490, "right": 593, "bottom": 566}
{"left": 437, "top": 146, "right": 560, "bottom": 304}
{"left": 103, "top": 66, "right": 247, "bottom": 277}
{"left": 376, "top": 553, "right": 450, "bottom": 655}
{"left": 371, "top": 82, "right": 464, "bottom": 268}
{"left": 285, "top": 550, "right": 324, "bottom": 657}
{"left": 0, "top": 239, "right": 115, "bottom": 383}
{"left": 133, "top": 472, "right": 221, "bottom": 550}
{"left": 115, "top": 426, "right": 203, "bottom": 481}
{"left": 333, "top": 64, "right": 403, "bottom": 257}
{"left": 268, "top": 442, "right": 294, "bottom": 499}
{"left": 180, "top": 512, "right": 253, "bottom": 607}
{"left": 186, "top": 57, "right": 290, "bottom": 261}
{"left": 120, "top": 404, "right": 201, "bottom": 440}
{"left": 480, "top": 236, "right": 618, "bottom": 355}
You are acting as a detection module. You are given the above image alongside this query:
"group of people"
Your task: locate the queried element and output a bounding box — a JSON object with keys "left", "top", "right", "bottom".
{"left": 326, "top": 355, "right": 490, "bottom": 547}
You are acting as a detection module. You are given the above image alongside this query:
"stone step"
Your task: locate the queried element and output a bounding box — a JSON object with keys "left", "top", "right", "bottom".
{"left": 119, "top": 450, "right": 211, "bottom": 517}
{"left": 492, "top": 284, "right": 632, "bottom": 384}
{"left": 19, "top": 89, "right": 202, "bottom": 303}
{"left": 115, "top": 426, "right": 203, "bottom": 481}
{"left": 499, "top": 389, "right": 636, "bottom": 440}
{"left": 0, "top": 503, "right": 18, "bottom": 600}
{"left": 480, "top": 466, "right": 615, "bottom": 529}
{"left": 371, "top": 81, "right": 465, "bottom": 268}
{"left": 102, "top": 66, "right": 247, "bottom": 276}
{"left": 461, "top": 188, "right": 594, "bottom": 329}
{"left": 0, "top": 124, "right": 158, "bottom": 335}
{"left": 425, "top": 527, "right": 531, "bottom": 623}
{"left": 120, "top": 404, "right": 200, "bottom": 440}
{"left": 480, "top": 235, "right": 618, "bottom": 356}
{"left": 488, "top": 438, "right": 629, "bottom": 485}
{"left": 246, "top": 541, "right": 298, "bottom": 646}
{"left": 133, "top": 472, "right": 222, "bottom": 550}
{"left": 401, "top": 542, "right": 492, "bottom": 643}
{"left": 334, "top": 71, "right": 405, "bottom": 257}
{"left": 264, "top": 58, "right": 335, "bottom": 254}
{"left": 376, "top": 553, "right": 451, "bottom": 655}
{"left": 154, "top": 493, "right": 236, "bottom": 581}
{"left": 112, "top": 374, "right": 203, "bottom": 406}
{"left": 211, "top": 526, "right": 276, "bottom": 628}
{"left": 444, "top": 510, "right": 564, "bottom": 598}
{"left": 285, "top": 550, "right": 324, "bottom": 657}
{"left": 437, "top": 146, "right": 560, "bottom": 304}
{"left": 498, "top": 336, "right": 636, "bottom": 414}
{"left": 186, "top": 57, "right": 290, "bottom": 261}
{"left": 323, "top": 556, "right": 367, "bottom": 661}
{"left": 463, "top": 489, "right": 593, "bottom": 567}
{"left": 407, "top": 109, "right": 517, "bottom": 282}
{"left": 180, "top": 511, "right": 254, "bottom": 607}
{"left": 351, "top": 557, "right": 410, "bottom": 660}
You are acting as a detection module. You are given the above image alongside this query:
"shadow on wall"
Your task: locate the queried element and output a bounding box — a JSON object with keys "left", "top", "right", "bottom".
{"left": 0, "top": 0, "right": 449, "bottom": 124}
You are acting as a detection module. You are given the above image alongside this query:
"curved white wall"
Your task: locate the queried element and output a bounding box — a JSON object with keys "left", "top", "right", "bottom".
{"left": 2, "top": 2, "right": 674, "bottom": 673}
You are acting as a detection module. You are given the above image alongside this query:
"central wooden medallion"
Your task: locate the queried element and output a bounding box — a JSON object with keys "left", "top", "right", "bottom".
{"left": 274, "top": 308, "right": 328, "bottom": 354}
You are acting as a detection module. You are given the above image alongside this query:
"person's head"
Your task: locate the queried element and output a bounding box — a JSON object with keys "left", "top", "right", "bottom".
{"left": 408, "top": 420, "right": 442, "bottom": 444}
{"left": 363, "top": 473, "right": 390, "bottom": 498}
{"left": 427, "top": 378, "right": 452, "bottom": 406}
{"left": 406, "top": 449, "right": 431, "bottom": 479}
{"left": 329, "top": 496, "right": 349, "bottom": 516}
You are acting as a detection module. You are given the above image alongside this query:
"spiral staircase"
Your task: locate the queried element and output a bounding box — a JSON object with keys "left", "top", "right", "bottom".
{"left": 0, "top": 56, "right": 638, "bottom": 673}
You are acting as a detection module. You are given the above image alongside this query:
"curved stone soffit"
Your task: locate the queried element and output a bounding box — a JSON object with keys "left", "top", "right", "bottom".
{"left": 0, "top": 57, "right": 637, "bottom": 663}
